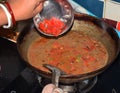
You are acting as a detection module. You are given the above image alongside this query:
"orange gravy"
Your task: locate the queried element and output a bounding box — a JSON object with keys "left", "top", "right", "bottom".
{"left": 27, "top": 31, "right": 108, "bottom": 75}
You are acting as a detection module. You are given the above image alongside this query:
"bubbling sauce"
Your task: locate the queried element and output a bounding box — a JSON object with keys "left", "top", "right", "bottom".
{"left": 27, "top": 31, "right": 108, "bottom": 75}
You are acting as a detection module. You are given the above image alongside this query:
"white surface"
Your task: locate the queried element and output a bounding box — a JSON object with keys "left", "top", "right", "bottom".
{"left": 103, "top": 0, "right": 120, "bottom": 21}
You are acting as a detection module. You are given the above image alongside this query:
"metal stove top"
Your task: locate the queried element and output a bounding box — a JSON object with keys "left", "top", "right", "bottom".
{"left": 0, "top": 37, "right": 120, "bottom": 93}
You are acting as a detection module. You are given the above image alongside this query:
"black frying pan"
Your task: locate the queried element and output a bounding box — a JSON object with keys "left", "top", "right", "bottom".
{"left": 17, "top": 13, "right": 120, "bottom": 84}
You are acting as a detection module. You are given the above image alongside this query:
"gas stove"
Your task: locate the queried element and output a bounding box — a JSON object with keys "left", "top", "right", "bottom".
{"left": 0, "top": 37, "right": 120, "bottom": 93}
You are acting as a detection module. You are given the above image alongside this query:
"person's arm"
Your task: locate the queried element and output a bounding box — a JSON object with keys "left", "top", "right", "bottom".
{"left": 0, "top": 0, "right": 44, "bottom": 27}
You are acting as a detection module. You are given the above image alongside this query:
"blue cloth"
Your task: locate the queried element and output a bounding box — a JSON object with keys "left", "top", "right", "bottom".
{"left": 116, "top": 30, "right": 120, "bottom": 38}
{"left": 73, "top": 0, "right": 104, "bottom": 18}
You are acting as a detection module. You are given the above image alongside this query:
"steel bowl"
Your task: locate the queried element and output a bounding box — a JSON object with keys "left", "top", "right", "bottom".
{"left": 33, "top": 0, "right": 74, "bottom": 37}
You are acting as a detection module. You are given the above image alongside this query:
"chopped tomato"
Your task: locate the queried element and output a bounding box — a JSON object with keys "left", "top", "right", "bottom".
{"left": 39, "top": 17, "right": 65, "bottom": 36}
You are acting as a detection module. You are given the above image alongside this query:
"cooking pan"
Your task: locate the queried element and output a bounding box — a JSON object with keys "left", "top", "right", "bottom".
{"left": 17, "top": 13, "right": 120, "bottom": 84}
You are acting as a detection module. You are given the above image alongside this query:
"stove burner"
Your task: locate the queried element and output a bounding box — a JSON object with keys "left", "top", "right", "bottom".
{"left": 76, "top": 77, "right": 97, "bottom": 93}
{"left": 37, "top": 75, "right": 97, "bottom": 93}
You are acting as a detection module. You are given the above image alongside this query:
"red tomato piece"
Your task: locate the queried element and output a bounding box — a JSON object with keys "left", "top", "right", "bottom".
{"left": 39, "top": 17, "right": 65, "bottom": 36}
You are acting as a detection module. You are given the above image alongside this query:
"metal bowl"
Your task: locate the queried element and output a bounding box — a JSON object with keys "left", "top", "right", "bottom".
{"left": 33, "top": 0, "right": 74, "bottom": 37}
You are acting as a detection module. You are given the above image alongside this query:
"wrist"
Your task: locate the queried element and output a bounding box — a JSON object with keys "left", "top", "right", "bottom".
{"left": 8, "top": 1, "right": 28, "bottom": 21}
{"left": 7, "top": 1, "right": 20, "bottom": 21}
{"left": 4, "top": 1, "right": 16, "bottom": 26}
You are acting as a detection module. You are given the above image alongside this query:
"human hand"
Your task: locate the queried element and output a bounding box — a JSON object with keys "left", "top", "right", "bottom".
{"left": 7, "top": 0, "right": 44, "bottom": 21}
{"left": 42, "top": 84, "right": 64, "bottom": 93}
{"left": 42, "top": 84, "right": 56, "bottom": 93}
